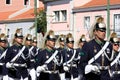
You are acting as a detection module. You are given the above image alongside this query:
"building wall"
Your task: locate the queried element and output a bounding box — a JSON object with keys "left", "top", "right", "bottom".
{"left": 0, "top": 0, "right": 44, "bottom": 12}
{"left": 0, "top": 24, "right": 6, "bottom": 33}
{"left": 0, "top": 0, "right": 24, "bottom": 12}
{"left": 5, "top": 22, "right": 34, "bottom": 45}
{"left": 74, "top": 9, "right": 120, "bottom": 43}
{"left": 46, "top": 0, "right": 72, "bottom": 35}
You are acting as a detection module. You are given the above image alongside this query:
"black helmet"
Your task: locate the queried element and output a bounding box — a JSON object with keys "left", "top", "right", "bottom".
{"left": 66, "top": 33, "right": 74, "bottom": 43}
{"left": 15, "top": 29, "right": 23, "bottom": 38}
{"left": 32, "top": 37, "right": 37, "bottom": 43}
{"left": 26, "top": 34, "right": 32, "bottom": 41}
{"left": 0, "top": 33, "right": 7, "bottom": 43}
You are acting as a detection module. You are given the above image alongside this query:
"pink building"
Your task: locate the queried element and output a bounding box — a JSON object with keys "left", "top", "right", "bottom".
{"left": 0, "top": 0, "right": 44, "bottom": 46}
{"left": 0, "top": 0, "right": 44, "bottom": 34}
{"left": 45, "top": 0, "right": 120, "bottom": 47}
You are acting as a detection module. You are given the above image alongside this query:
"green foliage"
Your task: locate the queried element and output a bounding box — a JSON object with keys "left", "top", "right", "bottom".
{"left": 37, "top": 10, "right": 47, "bottom": 34}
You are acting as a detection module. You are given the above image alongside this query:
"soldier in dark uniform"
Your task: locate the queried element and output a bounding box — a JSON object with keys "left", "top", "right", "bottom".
{"left": 62, "top": 33, "right": 79, "bottom": 80}
{"left": 80, "top": 17, "right": 113, "bottom": 80}
{"left": 36, "top": 30, "right": 61, "bottom": 80}
{"left": 0, "top": 33, "right": 8, "bottom": 80}
{"left": 5, "top": 29, "right": 30, "bottom": 80}
{"left": 109, "top": 33, "right": 120, "bottom": 80}
{"left": 76, "top": 34, "right": 87, "bottom": 80}
{"left": 24, "top": 34, "right": 36, "bottom": 80}
{"left": 56, "top": 34, "right": 66, "bottom": 80}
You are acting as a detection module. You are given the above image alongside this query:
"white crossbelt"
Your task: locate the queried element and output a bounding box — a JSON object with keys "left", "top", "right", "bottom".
{"left": 45, "top": 50, "right": 58, "bottom": 64}
{"left": 65, "top": 50, "right": 76, "bottom": 64}
{"left": 0, "top": 49, "right": 7, "bottom": 60}
{"left": 110, "top": 51, "right": 120, "bottom": 66}
{"left": 88, "top": 42, "right": 109, "bottom": 64}
{"left": 0, "top": 63, "right": 4, "bottom": 66}
{"left": 10, "top": 46, "right": 26, "bottom": 62}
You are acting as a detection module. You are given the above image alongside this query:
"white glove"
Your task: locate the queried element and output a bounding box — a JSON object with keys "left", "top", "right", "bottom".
{"left": 85, "top": 64, "right": 100, "bottom": 74}
{"left": 63, "top": 66, "right": 69, "bottom": 71}
{"left": 29, "top": 68, "right": 36, "bottom": 80}
{"left": 36, "top": 65, "right": 46, "bottom": 73}
{"left": 6, "top": 62, "right": 12, "bottom": 68}
{"left": 3, "top": 75, "right": 8, "bottom": 80}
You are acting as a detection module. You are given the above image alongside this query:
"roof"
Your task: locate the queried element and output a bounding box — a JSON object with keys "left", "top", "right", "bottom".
{"left": 74, "top": 0, "right": 120, "bottom": 9}
{"left": 0, "top": 10, "right": 17, "bottom": 20}
{"left": 0, "top": 7, "right": 44, "bottom": 22}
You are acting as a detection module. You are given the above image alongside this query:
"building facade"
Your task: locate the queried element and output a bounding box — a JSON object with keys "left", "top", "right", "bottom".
{"left": 44, "top": 0, "right": 120, "bottom": 47}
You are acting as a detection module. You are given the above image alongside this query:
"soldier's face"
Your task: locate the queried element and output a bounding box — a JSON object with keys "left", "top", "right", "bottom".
{"left": 25, "top": 40, "right": 32, "bottom": 46}
{"left": 95, "top": 30, "right": 106, "bottom": 40}
{"left": 46, "top": 40, "right": 55, "bottom": 49}
{"left": 32, "top": 42, "right": 37, "bottom": 47}
{"left": 0, "top": 42, "right": 7, "bottom": 48}
{"left": 113, "top": 43, "right": 119, "bottom": 52}
{"left": 67, "top": 43, "right": 74, "bottom": 49}
{"left": 15, "top": 38, "right": 23, "bottom": 44}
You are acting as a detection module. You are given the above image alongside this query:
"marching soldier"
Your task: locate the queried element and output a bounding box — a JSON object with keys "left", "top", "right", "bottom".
{"left": 76, "top": 34, "right": 87, "bottom": 80}
{"left": 80, "top": 17, "right": 113, "bottom": 80}
{"left": 36, "top": 30, "right": 61, "bottom": 80}
{"left": 24, "top": 34, "right": 36, "bottom": 80}
{"left": 0, "top": 33, "right": 8, "bottom": 80}
{"left": 62, "top": 33, "right": 79, "bottom": 80}
{"left": 109, "top": 32, "right": 120, "bottom": 80}
{"left": 5, "top": 28, "right": 30, "bottom": 80}
{"left": 56, "top": 34, "right": 66, "bottom": 80}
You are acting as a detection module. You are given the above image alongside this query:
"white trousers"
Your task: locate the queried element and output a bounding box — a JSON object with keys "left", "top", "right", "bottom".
{"left": 60, "top": 73, "right": 65, "bottom": 80}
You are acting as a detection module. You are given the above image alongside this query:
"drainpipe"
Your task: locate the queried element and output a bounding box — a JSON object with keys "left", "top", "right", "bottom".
{"left": 107, "top": 0, "right": 110, "bottom": 39}
{"left": 34, "top": 0, "right": 37, "bottom": 36}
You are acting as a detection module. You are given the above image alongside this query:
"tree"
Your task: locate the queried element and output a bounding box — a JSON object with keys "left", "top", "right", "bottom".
{"left": 37, "top": 10, "right": 47, "bottom": 36}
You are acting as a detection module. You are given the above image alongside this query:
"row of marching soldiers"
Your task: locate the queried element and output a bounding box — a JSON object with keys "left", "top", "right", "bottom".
{"left": 0, "top": 16, "right": 120, "bottom": 80}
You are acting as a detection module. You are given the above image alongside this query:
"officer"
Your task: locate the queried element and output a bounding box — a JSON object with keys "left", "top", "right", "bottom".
{"left": 24, "top": 34, "right": 36, "bottom": 80}
{"left": 76, "top": 34, "right": 87, "bottom": 80}
{"left": 5, "top": 28, "right": 30, "bottom": 80}
{"left": 56, "top": 34, "right": 66, "bottom": 80}
{"left": 80, "top": 17, "right": 113, "bottom": 80}
{"left": 109, "top": 32, "right": 120, "bottom": 80}
{"left": 36, "top": 30, "right": 61, "bottom": 80}
{"left": 0, "top": 33, "right": 8, "bottom": 80}
{"left": 62, "top": 33, "right": 79, "bottom": 80}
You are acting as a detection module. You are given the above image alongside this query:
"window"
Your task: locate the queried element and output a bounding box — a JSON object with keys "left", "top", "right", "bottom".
{"left": 7, "top": 29, "right": 10, "bottom": 38}
{"left": 24, "top": 0, "right": 29, "bottom": 5}
{"left": 6, "top": 0, "right": 11, "bottom": 4}
{"left": 114, "top": 14, "right": 120, "bottom": 36}
{"left": 61, "top": 10, "right": 67, "bottom": 21}
{"left": 54, "top": 11, "right": 60, "bottom": 22}
{"left": 54, "top": 10, "right": 67, "bottom": 22}
{"left": 84, "top": 16, "right": 90, "bottom": 29}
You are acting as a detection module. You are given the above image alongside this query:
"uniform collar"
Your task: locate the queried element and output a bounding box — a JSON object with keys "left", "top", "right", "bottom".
{"left": 14, "top": 42, "right": 22, "bottom": 47}
{"left": 0, "top": 46, "right": 5, "bottom": 51}
{"left": 46, "top": 47, "right": 54, "bottom": 53}
{"left": 95, "top": 39, "right": 104, "bottom": 46}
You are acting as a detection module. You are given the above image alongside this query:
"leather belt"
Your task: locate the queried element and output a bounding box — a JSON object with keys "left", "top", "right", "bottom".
{"left": 30, "top": 59, "right": 35, "bottom": 62}
{"left": 43, "top": 70, "right": 59, "bottom": 74}
{"left": 12, "top": 63, "right": 27, "bottom": 67}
